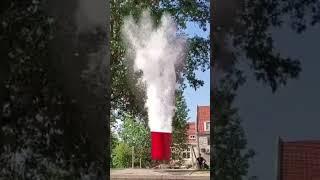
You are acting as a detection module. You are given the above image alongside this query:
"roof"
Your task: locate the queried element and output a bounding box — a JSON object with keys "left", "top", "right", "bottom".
{"left": 186, "top": 106, "right": 210, "bottom": 143}
{"left": 278, "top": 138, "right": 320, "bottom": 180}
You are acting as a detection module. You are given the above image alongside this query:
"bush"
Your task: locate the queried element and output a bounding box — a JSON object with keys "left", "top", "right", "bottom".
{"left": 112, "top": 143, "right": 132, "bottom": 168}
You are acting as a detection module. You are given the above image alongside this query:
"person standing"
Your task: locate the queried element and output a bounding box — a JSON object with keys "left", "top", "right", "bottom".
{"left": 196, "top": 154, "right": 206, "bottom": 169}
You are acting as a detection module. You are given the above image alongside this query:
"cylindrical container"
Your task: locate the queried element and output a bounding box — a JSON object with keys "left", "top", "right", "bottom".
{"left": 151, "top": 131, "right": 172, "bottom": 160}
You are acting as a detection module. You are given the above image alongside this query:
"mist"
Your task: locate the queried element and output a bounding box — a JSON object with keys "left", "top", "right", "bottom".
{"left": 122, "top": 10, "right": 187, "bottom": 133}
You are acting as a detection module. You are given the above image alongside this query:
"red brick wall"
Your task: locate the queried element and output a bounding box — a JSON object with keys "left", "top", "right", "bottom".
{"left": 186, "top": 106, "right": 210, "bottom": 143}
{"left": 279, "top": 140, "right": 320, "bottom": 180}
{"left": 187, "top": 123, "right": 195, "bottom": 134}
{"left": 187, "top": 122, "right": 196, "bottom": 144}
{"left": 197, "top": 106, "right": 210, "bottom": 135}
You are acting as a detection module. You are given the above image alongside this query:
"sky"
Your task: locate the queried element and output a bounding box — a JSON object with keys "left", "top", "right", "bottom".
{"left": 234, "top": 24, "right": 320, "bottom": 180}
{"left": 183, "top": 22, "right": 210, "bottom": 122}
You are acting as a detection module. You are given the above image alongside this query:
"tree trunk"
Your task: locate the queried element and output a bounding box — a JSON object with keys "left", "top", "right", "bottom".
{"left": 132, "top": 146, "right": 135, "bottom": 168}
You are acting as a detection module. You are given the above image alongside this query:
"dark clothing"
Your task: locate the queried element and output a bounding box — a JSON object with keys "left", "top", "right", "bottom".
{"left": 196, "top": 157, "right": 206, "bottom": 169}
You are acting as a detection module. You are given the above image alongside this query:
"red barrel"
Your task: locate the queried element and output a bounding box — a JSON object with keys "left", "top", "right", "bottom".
{"left": 151, "top": 131, "right": 172, "bottom": 160}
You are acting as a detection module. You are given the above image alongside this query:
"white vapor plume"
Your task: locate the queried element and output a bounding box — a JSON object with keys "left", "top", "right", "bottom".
{"left": 122, "top": 10, "right": 187, "bottom": 133}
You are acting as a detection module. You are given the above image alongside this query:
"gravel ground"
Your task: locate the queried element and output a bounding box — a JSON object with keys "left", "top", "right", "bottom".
{"left": 111, "top": 168, "right": 210, "bottom": 180}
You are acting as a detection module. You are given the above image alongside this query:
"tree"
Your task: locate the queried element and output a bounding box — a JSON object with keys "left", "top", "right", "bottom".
{"left": 171, "top": 90, "right": 189, "bottom": 165}
{"left": 110, "top": 0, "right": 210, "bottom": 169}
{"left": 112, "top": 142, "right": 132, "bottom": 168}
{"left": 110, "top": 112, "right": 120, "bottom": 167}
{"left": 110, "top": 0, "right": 210, "bottom": 121}
{"left": 212, "top": 0, "right": 320, "bottom": 178}
{"left": 0, "top": 1, "right": 69, "bottom": 179}
{"left": 118, "top": 115, "right": 151, "bottom": 167}
{"left": 215, "top": 0, "right": 320, "bottom": 93}
{"left": 109, "top": 0, "right": 210, "bottom": 171}
{"left": 112, "top": 90, "right": 190, "bottom": 167}
{"left": 213, "top": 84, "right": 255, "bottom": 180}
{"left": 0, "top": 0, "right": 108, "bottom": 179}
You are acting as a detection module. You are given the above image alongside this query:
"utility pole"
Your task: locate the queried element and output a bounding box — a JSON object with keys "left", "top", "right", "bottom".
{"left": 132, "top": 146, "right": 134, "bottom": 168}
{"left": 196, "top": 106, "right": 200, "bottom": 169}
{"left": 211, "top": 0, "right": 217, "bottom": 177}
{"left": 192, "top": 146, "right": 197, "bottom": 168}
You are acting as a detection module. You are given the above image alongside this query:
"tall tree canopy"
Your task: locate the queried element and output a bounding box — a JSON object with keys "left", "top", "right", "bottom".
{"left": 216, "top": 0, "right": 320, "bottom": 92}
{"left": 110, "top": 0, "right": 210, "bottom": 121}
{"left": 0, "top": 0, "right": 108, "bottom": 179}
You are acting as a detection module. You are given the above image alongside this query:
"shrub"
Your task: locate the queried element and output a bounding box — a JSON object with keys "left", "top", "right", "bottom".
{"left": 112, "top": 143, "right": 132, "bottom": 168}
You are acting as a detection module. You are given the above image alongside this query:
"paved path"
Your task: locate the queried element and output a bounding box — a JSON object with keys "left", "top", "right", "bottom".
{"left": 111, "top": 168, "right": 210, "bottom": 180}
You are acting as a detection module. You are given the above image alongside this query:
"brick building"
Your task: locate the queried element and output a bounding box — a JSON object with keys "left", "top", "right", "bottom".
{"left": 182, "top": 106, "right": 210, "bottom": 167}
{"left": 277, "top": 138, "right": 320, "bottom": 180}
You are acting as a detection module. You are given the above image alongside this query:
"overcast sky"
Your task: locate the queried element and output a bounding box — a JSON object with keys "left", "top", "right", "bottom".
{"left": 234, "top": 24, "right": 320, "bottom": 180}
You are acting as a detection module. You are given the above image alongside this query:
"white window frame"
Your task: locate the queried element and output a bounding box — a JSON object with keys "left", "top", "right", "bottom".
{"left": 182, "top": 147, "right": 192, "bottom": 159}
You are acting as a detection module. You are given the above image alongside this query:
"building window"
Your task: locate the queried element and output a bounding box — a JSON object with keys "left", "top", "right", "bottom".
{"left": 183, "top": 152, "right": 191, "bottom": 159}
{"left": 182, "top": 147, "right": 192, "bottom": 159}
{"left": 204, "top": 121, "right": 210, "bottom": 131}
{"left": 189, "top": 135, "right": 195, "bottom": 139}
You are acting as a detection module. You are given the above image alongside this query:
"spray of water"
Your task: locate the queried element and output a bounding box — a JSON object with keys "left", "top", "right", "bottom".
{"left": 122, "top": 10, "right": 187, "bottom": 133}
